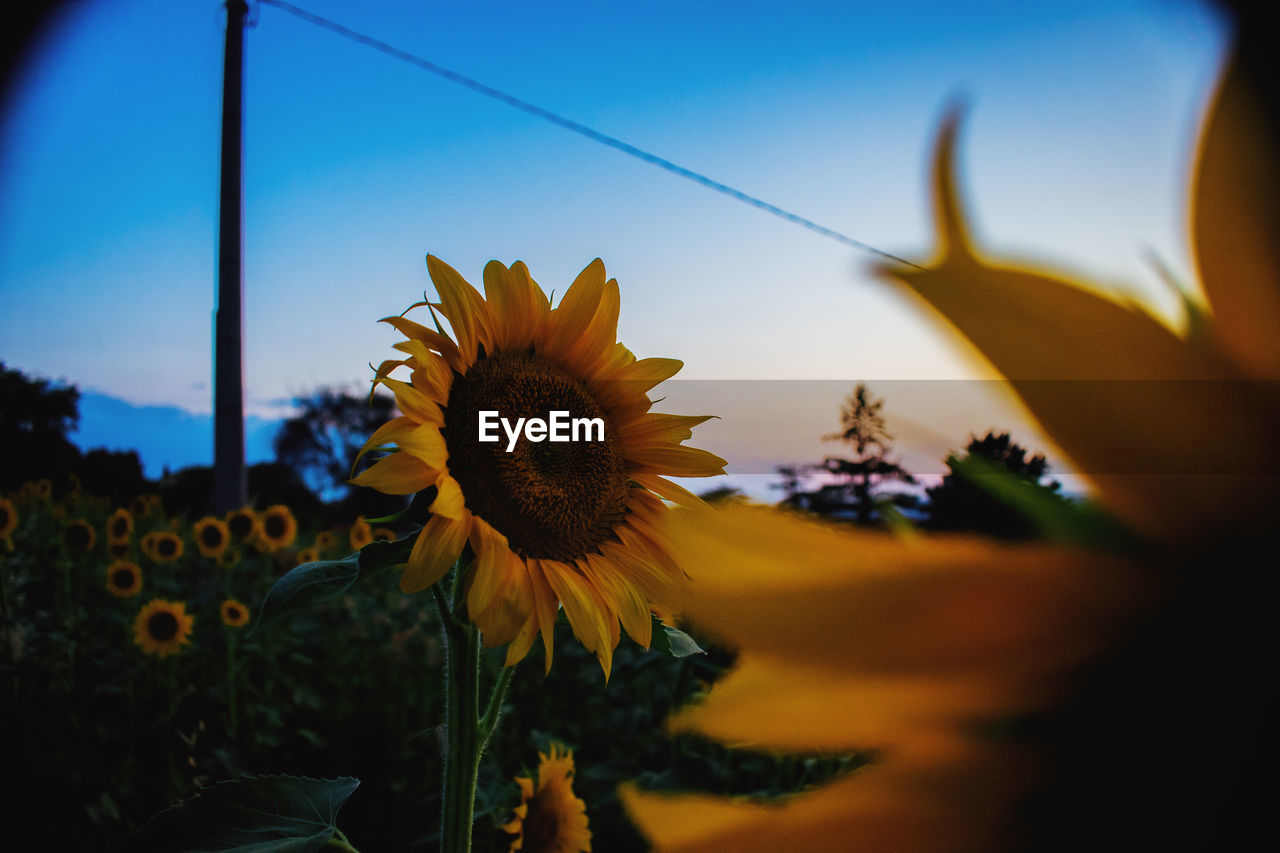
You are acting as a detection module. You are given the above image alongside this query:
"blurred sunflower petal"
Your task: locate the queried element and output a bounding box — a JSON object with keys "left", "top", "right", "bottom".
{"left": 872, "top": 106, "right": 1273, "bottom": 536}
{"left": 622, "top": 746, "right": 1015, "bottom": 853}
{"left": 1191, "top": 55, "right": 1280, "bottom": 379}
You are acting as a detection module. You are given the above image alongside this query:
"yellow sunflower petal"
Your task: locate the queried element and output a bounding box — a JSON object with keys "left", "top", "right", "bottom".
{"left": 412, "top": 356, "right": 454, "bottom": 406}
{"left": 629, "top": 445, "right": 727, "bottom": 478}
{"left": 666, "top": 506, "right": 1133, "bottom": 675}
{"left": 873, "top": 106, "right": 1271, "bottom": 536}
{"left": 598, "top": 340, "right": 636, "bottom": 374}
{"left": 465, "top": 517, "right": 519, "bottom": 634}
{"left": 483, "top": 259, "right": 548, "bottom": 352}
{"left": 582, "top": 552, "right": 652, "bottom": 649}
{"left": 349, "top": 452, "right": 435, "bottom": 495}
{"left": 540, "top": 560, "right": 610, "bottom": 660}
{"left": 427, "top": 254, "right": 493, "bottom": 364}
{"left": 632, "top": 473, "right": 709, "bottom": 509}
{"left": 542, "top": 259, "right": 607, "bottom": 363}
{"left": 375, "top": 376, "right": 444, "bottom": 426}
{"left": 393, "top": 338, "right": 454, "bottom": 404}
{"left": 353, "top": 416, "right": 446, "bottom": 472}
{"left": 400, "top": 514, "right": 470, "bottom": 593}
{"left": 591, "top": 357, "right": 685, "bottom": 413}
{"left": 380, "top": 314, "right": 463, "bottom": 369}
{"left": 565, "top": 276, "right": 621, "bottom": 375}
{"left": 669, "top": 658, "right": 1021, "bottom": 755}
{"left": 503, "top": 612, "right": 539, "bottom": 667}
{"left": 617, "top": 413, "right": 717, "bottom": 445}
{"left": 600, "top": 538, "right": 682, "bottom": 606}
{"left": 527, "top": 559, "right": 562, "bottom": 675}
{"left": 510, "top": 260, "right": 552, "bottom": 315}
{"left": 621, "top": 746, "right": 1012, "bottom": 853}
{"left": 602, "top": 355, "right": 683, "bottom": 386}
{"left": 1191, "top": 54, "right": 1280, "bottom": 379}
{"left": 431, "top": 473, "right": 467, "bottom": 519}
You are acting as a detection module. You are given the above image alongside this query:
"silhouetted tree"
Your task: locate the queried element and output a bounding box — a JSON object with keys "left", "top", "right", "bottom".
{"left": 925, "top": 431, "right": 1063, "bottom": 539}
{"left": 77, "top": 448, "right": 148, "bottom": 505}
{"left": 274, "top": 387, "right": 404, "bottom": 519}
{"left": 698, "top": 485, "right": 745, "bottom": 505}
{"left": 822, "top": 384, "right": 915, "bottom": 524}
{"left": 0, "top": 362, "right": 81, "bottom": 492}
{"left": 770, "top": 464, "right": 808, "bottom": 500}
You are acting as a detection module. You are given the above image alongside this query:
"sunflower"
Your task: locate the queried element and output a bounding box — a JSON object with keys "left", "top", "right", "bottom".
{"left": 0, "top": 496, "right": 16, "bottom": 540}
{"left": 106, "top": 507, "right": 133, "bottom": 543}
{"left": 372, "top": 526, "right": 396, "bottom": 542}
{"left": 147, "top": 530, "right": 184, "bottom": 563}
{"left": 62, "top": 518, "right": 95, "bottom": 551}
{"left": 623, "top": 51, "right": 1280, "bottom": 853}
{"left": 258, "top": 504, "right": 297, "bottom": 551}
{"left": 349, "top": 517, "right": 374, "bottom": 550}
{"left": 129, "top": 494, "right": 159, "bottom": 517}
{"left": 225, "top": 506, "right": 259, "bottom": 541}
{"left": 105, "top": 560, "right": 143, "bottom": 598}
{"left": 132, "top": 599, "right": 194, "bottom": 658}
{"left": 220, "top": 598, "right": 250, "bottom": 627}
{"left": 314, "top": 530, "right": 337, "bottom": 551}
{"left": 503, "top": 743, "right": 591, "bottom": 853}
{"left": 218, "top": 548, "right": 240, "bottom": 569}
{"left": 193, "top": 516, "right": 230, "bottom": 559}
{"left": 351, "top": 256, "right": 724, "bottom": 676}
{"left": 35, "top": 478, "right": 52, "bottom": 500}
{"left": 296, "top": 546, "right": 320, "bottom": 565}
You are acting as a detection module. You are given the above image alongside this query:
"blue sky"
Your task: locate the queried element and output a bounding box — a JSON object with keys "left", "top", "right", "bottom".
{"left": 0, "top": 0, "right": 1229, "bottom": 494}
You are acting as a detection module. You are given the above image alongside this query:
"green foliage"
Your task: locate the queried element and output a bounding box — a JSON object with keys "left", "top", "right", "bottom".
{"left": 0, "top": 362, "right": 82, "bottom": 491}
{"left": 256, "top": 533, "right": 413, "bottom": 630}
{"left": 649, "top": 615, "right": 705, "bottom": 658}
{"left": 273, "top": 387, "right": 398, "bottom": 513}
{"left": 120, "top": 775, "right": 360, "bottom": 853}
{"left": 946, "top": 453, "right": 1135, "bottom": 549}
{"left": 2, "top": 484, "right": 857, "bottom": 851}
{"left": 926, "top": 431, "right": 1093, "bottom": 541}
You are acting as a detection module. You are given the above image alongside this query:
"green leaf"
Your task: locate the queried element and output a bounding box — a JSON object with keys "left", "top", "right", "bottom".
{"left": 951, "top": 454, "right": 1135, "bottom": 550}
{"left": 256, "top": 532, "right": 417, "bottom": 631}
{"left": 120, "top": 774, "right": 360, "bottom": 853}
{"left": 356, "top": 529, "right": 417, "bottom": 573}
{"left": 364, "top": 486, "right": 436, "bottom": 525}
{"left": 648, "top": 614, "right": 705, "bottom": 657}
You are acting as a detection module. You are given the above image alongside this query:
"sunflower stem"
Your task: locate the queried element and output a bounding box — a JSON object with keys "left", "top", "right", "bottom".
{"left": 479, "top": 662, "right": 517, "bottom": 745}
{"left": 434, "top": 574, "right": 481, "bottom": 853}
{"left": 226, "top": 630, "right": 239, "bottom": 738}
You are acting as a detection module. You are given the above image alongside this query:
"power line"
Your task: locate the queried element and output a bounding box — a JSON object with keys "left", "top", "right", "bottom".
{"left": 258, "top": 0, "right": 922, "bottom": 269}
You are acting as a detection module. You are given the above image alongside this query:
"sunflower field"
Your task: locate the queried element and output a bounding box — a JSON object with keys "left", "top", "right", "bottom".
{"left": 5, "top": 5, "right": 1279, "bottom": 851}
{"left": 0, "top": 478, "right": 858, "bottom": 851}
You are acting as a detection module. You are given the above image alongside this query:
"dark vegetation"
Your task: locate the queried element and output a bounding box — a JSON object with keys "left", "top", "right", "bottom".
{"left": 2, "top": 365, "right": 1069, "bottom": 850}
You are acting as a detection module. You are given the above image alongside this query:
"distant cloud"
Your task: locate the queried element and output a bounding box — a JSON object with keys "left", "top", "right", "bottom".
{"left": 71, "top": 392, "right": 280, "bottom": 478}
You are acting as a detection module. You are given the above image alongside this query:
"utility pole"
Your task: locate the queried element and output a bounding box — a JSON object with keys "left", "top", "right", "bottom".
{"left": 214, "top": 0, "right": 248, "bottom": 513}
